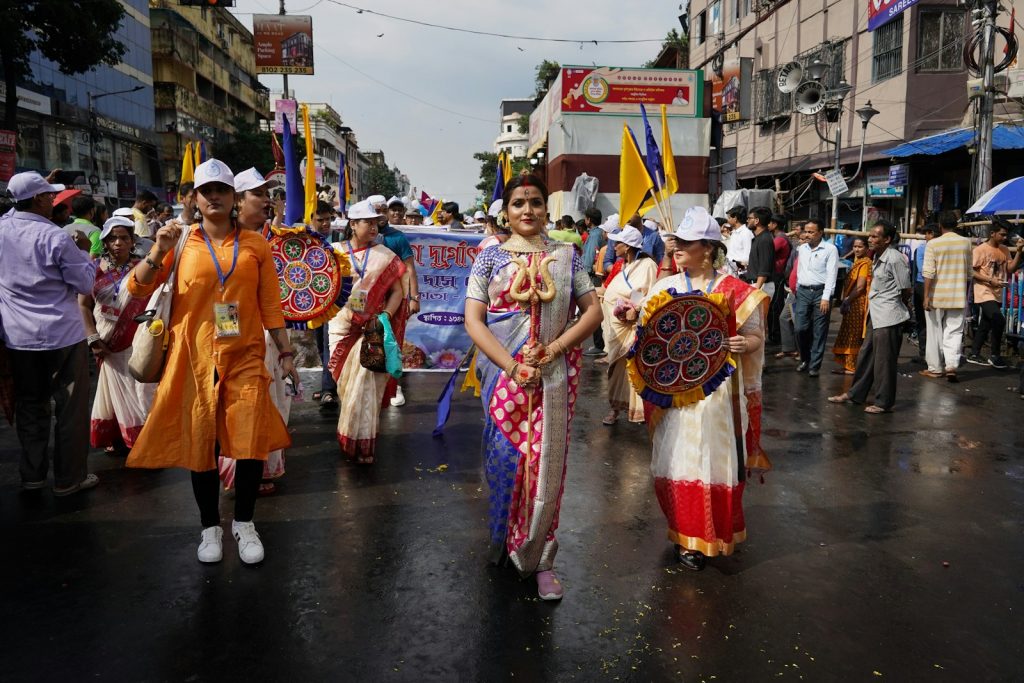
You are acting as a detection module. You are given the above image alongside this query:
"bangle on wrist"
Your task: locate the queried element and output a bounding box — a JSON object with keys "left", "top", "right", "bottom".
{"left": 86, "top": 334, "right": 102, "bottom": 346}
{"left": 278, "top": 351, "right": 294, "bottom": 360}
{"left": 144, "top": 256, "right": 163, "bottom": 271}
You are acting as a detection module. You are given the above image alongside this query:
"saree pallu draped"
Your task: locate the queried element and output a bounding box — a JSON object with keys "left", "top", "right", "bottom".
{"left": 833, "top": 257, "right": 872, "bottom": 372}
{"left": 468, "top": 243, "right": 594, "bottom": 576}
{"left": 89, "top": 260, "right": 155, "bottom": 448}
{"left": 646, "top": 274, "right": 769, "bottom": 556}
{"left": 601, "top": 258, "right": 659, "bottom": 422}
{"left": 327, "top": 244, "right": 406, "bottom": 461}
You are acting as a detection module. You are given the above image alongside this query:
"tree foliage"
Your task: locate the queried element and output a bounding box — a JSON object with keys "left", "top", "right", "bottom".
{"left": 644, "top": 29, "right": 689, "bottom": 68}
{"left": 517, "top": 113, "right": 530, "bottom": 135}
{"left": 214, "top": 117, "right": 305, "bottom": 179}
{"left": 533, "top": 60, "right": 561, "bottom": 100}
{"left": 366, "top": 163, "right": 399, "bottom": 198}
{"left": 474, "top": 151, "right": 532, "bottom": 199}
{"left": 0, "top": 0, "right": 128, "bottom": 131}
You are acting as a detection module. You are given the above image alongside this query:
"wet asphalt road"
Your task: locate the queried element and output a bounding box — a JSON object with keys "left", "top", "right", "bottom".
{"left": 1, "top": 337, "right": 1022, "bottom": 682}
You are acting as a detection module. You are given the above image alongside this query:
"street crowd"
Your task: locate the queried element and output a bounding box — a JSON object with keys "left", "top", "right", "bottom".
{"left": 1, "top": 163, "right": 1020, "bottom": 600}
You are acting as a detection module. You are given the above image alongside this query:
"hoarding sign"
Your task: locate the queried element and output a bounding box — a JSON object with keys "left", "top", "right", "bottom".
{"left": 0, "top": 130, "right": 16, "bottom": 182}
{"left": 887, "top": 164, "right": 909, "bottom": 187}
{"left": 559, "top": 66, "right": 702, "bottom": 117}
{"left": 274, "top": 99, "right": 298, "bottom": 134}
{"left": 712, "top": 58, "right": 753, "bottom": 122}
{"left": 867, "top": 168, "right": 905, "bottom": 197}
{"left": 868, "top": 0, "right": 920, "bottom": 31}
{"left": 254, "top": 14, "right": 314, "bottom": 75}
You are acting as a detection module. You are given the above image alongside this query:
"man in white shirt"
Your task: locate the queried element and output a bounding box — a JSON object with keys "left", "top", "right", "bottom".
{"left": 793, "top": 219, "right": 839, "bottom": 376}
{"left": 725, "top": 205, "right": 753, "bottom": 273}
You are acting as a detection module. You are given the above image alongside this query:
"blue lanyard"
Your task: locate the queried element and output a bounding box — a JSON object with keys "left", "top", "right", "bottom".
{"left": 346, "top": 241, "right": 371, "bottom": 279}
{"left": 683, "top": 268, "right": 719, "bottom": 295}
{"left": 111, "top": 263, "right": 131, "bottom": 297}
{"left": 200, "top": 226, "right": 240, "bottom": 292}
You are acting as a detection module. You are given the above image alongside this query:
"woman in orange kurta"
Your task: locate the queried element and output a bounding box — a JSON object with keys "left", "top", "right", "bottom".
{"left": 127, "top": 159, "right": 299, "bottom": 566}
{"left": 832, "top": 237, "right": 872, "bottom": 374}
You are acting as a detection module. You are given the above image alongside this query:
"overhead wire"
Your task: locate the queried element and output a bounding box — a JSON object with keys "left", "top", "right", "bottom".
{"left": 321, "top": 0, "right": 665, "bottom": 44}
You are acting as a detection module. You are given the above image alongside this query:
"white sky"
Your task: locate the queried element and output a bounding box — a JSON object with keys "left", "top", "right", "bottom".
{"left": 228, "top": 0, "right": 685, "bottom": 208}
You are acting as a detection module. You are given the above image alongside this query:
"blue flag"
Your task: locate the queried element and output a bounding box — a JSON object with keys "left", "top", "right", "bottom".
{"left": 491, "top": 151, "right": 506, "bottom": 204}
{"left": 282, "top": 114, "right": 304, "bottom": 225}
{"left": 640, "top": 104, "right": 665, "bottom": 189}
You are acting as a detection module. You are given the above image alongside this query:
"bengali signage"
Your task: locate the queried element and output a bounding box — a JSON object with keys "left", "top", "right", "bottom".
{"left": 867, "top": 168, "right": 905, "bottom": 198}
{"left": 559, "top": 66, "right": 702, "bottom": 117}
{"left": 868, "top": 0, "right": 920, "bottom": 31}
{"left": 887, "top": 163, "right": 909, "bottom": 186}
{"left": 253, "top": 14, "right": 314, "bottom": 75}
{"left": 712, "top": 58, "right": 752, "bottom": 122}
{"left": 0, "top": 130, "right": 16, "bottom": 182}
{"left": 401, "top": 230, "right": 485, "bottom": 371}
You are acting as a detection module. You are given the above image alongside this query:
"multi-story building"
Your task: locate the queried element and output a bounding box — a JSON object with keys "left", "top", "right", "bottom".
{"left": 687, "top": 0, "right": 985, "bottom": 229}
{"left": 3, "top": 0, "right": 160, "bottom": 203}
{"left": 494, "top": 98, "right": 533, "bottom": 158}
{"left": 267, "top": 96, "right": 345, "bottom": 188}
{"left": 150, "top": 0, "right": 270, "bottom": 196}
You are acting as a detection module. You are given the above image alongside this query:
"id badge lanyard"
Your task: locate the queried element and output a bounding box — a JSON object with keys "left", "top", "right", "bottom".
{"left": 200, "top": 225, "right": 240, "bottom": 294}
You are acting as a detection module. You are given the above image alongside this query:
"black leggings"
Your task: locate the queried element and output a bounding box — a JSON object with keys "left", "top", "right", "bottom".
{"left": 190, "top": 459, "right": 262, "bottom": 528}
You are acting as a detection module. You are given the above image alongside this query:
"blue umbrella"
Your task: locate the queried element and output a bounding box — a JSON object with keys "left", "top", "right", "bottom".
{"left": 967, "top": 176, "right": 1024, "bottom": 214}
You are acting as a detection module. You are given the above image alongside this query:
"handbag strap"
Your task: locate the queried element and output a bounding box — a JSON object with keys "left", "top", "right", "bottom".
{"left": 147, "top": 224, "right": 192, "bottom": 311}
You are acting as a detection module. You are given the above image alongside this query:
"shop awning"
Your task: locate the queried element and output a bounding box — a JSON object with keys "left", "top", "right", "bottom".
{"left": 883, "top": 125, "right": 1024, "bottom": 157}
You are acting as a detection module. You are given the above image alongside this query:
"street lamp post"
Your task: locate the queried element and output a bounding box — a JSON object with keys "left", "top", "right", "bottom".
{"left": 87, "top": 85, "right": 145, "bottom": 182}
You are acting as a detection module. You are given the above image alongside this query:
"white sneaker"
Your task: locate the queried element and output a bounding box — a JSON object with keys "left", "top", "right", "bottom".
{"left": 197, "top": 526, "right": 223, "bottom": 563}
{"left": 231, "top": 520, "right": 265, "bottom": 565}
{"left": 390, "top": 385, "right": 406, "bottom": 407}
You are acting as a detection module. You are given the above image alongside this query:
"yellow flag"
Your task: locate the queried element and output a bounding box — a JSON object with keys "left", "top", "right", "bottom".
{"left": 178, "top": 141, "right": 195, "bottom": 199}
{"left": 302, "top": 104, "right": 317, "bottom": 224}
{"left": 430, "top": 197, "right": 443, "bottom": 225}
{"left": 502, "top": 150, "right": 512, "bottom": 186}
{"left": 619, "top": 124, "right": 654, "bottom": 224}
{"left": 661, "top": 104, "right": 678, "bottom": 196}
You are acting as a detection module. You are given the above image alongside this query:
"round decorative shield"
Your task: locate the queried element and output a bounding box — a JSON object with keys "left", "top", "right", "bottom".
{"left": 268, "top": 232, "right": 342, "bottom": 323}
{"left": 633, "top": 294, "right": 731, "bottom": 397}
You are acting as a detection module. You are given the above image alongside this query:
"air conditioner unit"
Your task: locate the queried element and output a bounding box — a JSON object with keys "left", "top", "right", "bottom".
{"left": 1006, "top": 68, "right": 1024, "bottom": 98}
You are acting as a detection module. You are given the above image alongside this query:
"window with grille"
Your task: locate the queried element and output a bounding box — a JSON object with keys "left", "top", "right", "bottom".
{"left": 754, "top": 67, "right": 792, "bottom": 122}
{"left": 872, "top": 15, "right": 904, "bottom": 82}
{"left": 918, "top": 9, "right": 965, "bottom": 71}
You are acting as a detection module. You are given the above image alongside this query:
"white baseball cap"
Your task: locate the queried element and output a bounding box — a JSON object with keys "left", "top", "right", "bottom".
{"left": 234, "top": 167, "right": 279, "bottom": 193}
{"left": 386, "top": 196, "right": 405, "bottom": 208}
{"left": 6, "top": 171, "right": 65, "bottom": 201}
{"left": 112, "top": 207, "right": 134, "bottom": 218}
{"left": 99, "top": 215, "right": 135, "bottom": 241}
{"left": 607, "top": 226, "right": 644, "bottom": 249}
{"left": 366, "top": 194, "right": 386, "bottom": 208}
{"left": 193, "top": 159, "right": 234, "bottom": 190}
{"left": 643, "top": 219, "right": 658, "bottom": 232}
{"left": 599, "top": 213, "right": 621, "bottom": 232}
{"left": 473, "top": 210, "right": 486, "bottom": 220}
{"left": 348, "top": 199, "right": 383, "bottom": 220}
{"left": 675, "top": 206, "right": 722, "bottom": 242}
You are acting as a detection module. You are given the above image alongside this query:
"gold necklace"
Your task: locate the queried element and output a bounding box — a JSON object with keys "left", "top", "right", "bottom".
{"left": 500, "top": 233, "right": 547, "bottom": 254}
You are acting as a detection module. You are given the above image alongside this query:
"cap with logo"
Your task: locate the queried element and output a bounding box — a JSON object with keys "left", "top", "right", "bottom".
{"left": 99, "top": 215, "right": 135, "bottom": 241}
{"left": 674, "top": 206, "right": 722, "bottom": 242}
{"left": 347, "top": 199, "right": 383, "bottom": 220}
{"left": 234, "top": 167, "right": 279, "bottom": 193}
{"left": 366, "top": 194, "right": 386, "bottom": 208}
{"left": 607, "top": 226, "right": 644, "bottom": 249}
{"left": 6, "top": 171, "right": 65, "bottom": 201}
{"left": 386, "top": 196, "right": 405, "bottom": 208}
{"left": 193, "top": 159, "right": 235, "bottom": 190}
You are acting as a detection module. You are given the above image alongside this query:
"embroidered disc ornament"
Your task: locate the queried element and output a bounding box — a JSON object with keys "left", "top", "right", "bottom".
{"left": 269, "top": 232, "right": 343, "bottom": 324}
{"left": 627, "top": 292, "right": 735, "bottom": 408}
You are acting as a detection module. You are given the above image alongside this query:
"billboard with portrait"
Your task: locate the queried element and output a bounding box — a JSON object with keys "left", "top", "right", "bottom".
{"left": 253, "top": 14, "right": 314, "bottom": 75}
{"left": 559, "top": 66, "right": 702, "bottom": 117}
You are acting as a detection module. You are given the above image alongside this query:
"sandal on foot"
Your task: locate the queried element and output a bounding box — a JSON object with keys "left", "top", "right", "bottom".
{"left": 864, "top": 405, "right": 890, "bottom": 414}
{"left": 602, "top": 410, "right": 619, "bottom": 426}
{"left": 827, "top": 394, "right": 852, "bottom": 404}
{"left": 536, "top": 570, "right": 564, "bottom": 600}
{"left": 258, "top": 482, "right": 276, "bottom": 496}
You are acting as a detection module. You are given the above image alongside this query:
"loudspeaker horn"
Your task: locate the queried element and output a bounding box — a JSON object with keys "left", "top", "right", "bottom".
{"left": 795, "top": 80, "right": 825, "bottom": 115}
{"left": 777, "top": 61, "right": 803, "bottom": 94}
